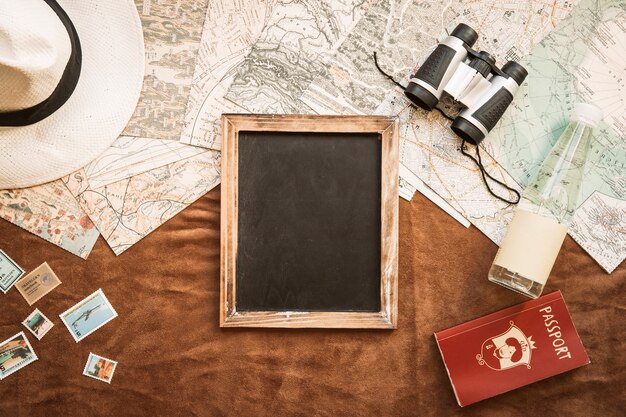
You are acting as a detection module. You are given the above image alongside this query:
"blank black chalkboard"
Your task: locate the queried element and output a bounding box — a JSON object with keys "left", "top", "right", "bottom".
{"left": 236, "top": 131, "right": 382, "bottom": 312}
{"left": 220, "top": 114, "right": 398, "bottom": 328}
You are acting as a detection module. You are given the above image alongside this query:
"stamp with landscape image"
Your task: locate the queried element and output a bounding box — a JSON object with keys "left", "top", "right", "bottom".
{"left": 22, "top": 308, "right": 54, "bottom": 340}
{"left": 82, "top": 352, "right": 118, "bottom": 384}
{"left": 59, "top": 289, "right": 118, "bottom": 342}
{"left": 0, "top": 331, "right": 38, "bottom": 380}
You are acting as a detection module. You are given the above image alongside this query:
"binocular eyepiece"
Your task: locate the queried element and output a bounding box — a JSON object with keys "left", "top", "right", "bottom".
{"left": 405, "top": 23, "right": 527, "bottom": 145}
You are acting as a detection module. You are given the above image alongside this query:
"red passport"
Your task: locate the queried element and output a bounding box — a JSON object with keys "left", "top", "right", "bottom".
{"left": 435, "top": 291, "right": 590, "bottom": 407}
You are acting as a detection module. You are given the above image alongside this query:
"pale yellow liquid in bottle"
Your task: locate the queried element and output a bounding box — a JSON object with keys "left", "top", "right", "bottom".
{"left": 489, "top": 120, "right": 594, "bottom": 298}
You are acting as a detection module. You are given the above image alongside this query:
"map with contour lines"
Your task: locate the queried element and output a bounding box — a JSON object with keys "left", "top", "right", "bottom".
{"left": 179, "top": 0, "right": 277, "bottom": 150}
{"left": 487, "top": 0, "right": 626, "bottom": 272}
{"left": 298, "top": 0, "right": 576, "bottom": 245}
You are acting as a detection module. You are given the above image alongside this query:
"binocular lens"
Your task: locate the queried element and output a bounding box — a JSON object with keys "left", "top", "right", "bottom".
{"left": 502, "top": 61, "right": 528, "bottom": 85}
{"left": 405, "top": 82, "right": 439, "bottom": 111}
{"left": 450, "top": 23, "right": 478, "bottom": 47}
{"left": 450, "top": 117, "right": 485, "bottom": 145}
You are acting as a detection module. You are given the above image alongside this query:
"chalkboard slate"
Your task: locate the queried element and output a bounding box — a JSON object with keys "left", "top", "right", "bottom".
{"left": 220, "top": 114, "right": 398, "bottom": 328}
{"left": 236, "top": 131, "right": 382, "bottom": 312}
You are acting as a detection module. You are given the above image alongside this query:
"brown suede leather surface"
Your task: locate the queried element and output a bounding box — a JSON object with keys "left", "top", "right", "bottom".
{"left": 0, "top": 186, "right": 624, "bottom": 416}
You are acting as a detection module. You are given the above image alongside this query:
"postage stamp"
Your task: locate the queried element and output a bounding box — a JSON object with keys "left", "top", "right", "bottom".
{"left": 0, "top": 331, "right": 38, "bottom": 380}
{"left": 0, "top": 249, "right": 24, "bottom": 294}
{"left": 59, "top": 289, "right": 118, "bottom": 342}
{"left": 22, "top": 308, "right": 54, "bottom": 340}
{"left": 15, "top": 262, "right": 61, "bottom": 305}
{"left": 82, "top": 352, "right": 118, "bottom": 384}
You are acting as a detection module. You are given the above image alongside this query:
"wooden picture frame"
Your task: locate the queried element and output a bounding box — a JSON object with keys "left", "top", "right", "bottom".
{"left": 220, "top": 114, "right": 398, "bottom": 328}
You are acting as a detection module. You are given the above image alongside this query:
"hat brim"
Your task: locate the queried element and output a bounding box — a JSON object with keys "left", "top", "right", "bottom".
{"left": 0, "top": 0, "right": 145, "bottom": 189}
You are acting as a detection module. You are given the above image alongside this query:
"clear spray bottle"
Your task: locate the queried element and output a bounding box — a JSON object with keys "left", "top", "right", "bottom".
{"left": 488, "top": 103, "right": 603, "bottom": 298}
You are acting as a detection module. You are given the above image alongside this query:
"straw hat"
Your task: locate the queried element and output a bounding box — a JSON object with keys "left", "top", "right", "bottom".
{"left": 0, "top": 0, "right": 145, "bottom": 189}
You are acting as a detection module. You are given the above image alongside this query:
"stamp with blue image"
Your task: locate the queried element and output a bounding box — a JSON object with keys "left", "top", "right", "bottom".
{"left": 59, "top": 289, "right": 118, "bottom": 342}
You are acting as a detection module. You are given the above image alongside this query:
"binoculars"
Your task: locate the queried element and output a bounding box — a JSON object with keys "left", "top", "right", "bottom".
{"left": 405, "top": 23, "right": 527, "bottom": 145}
